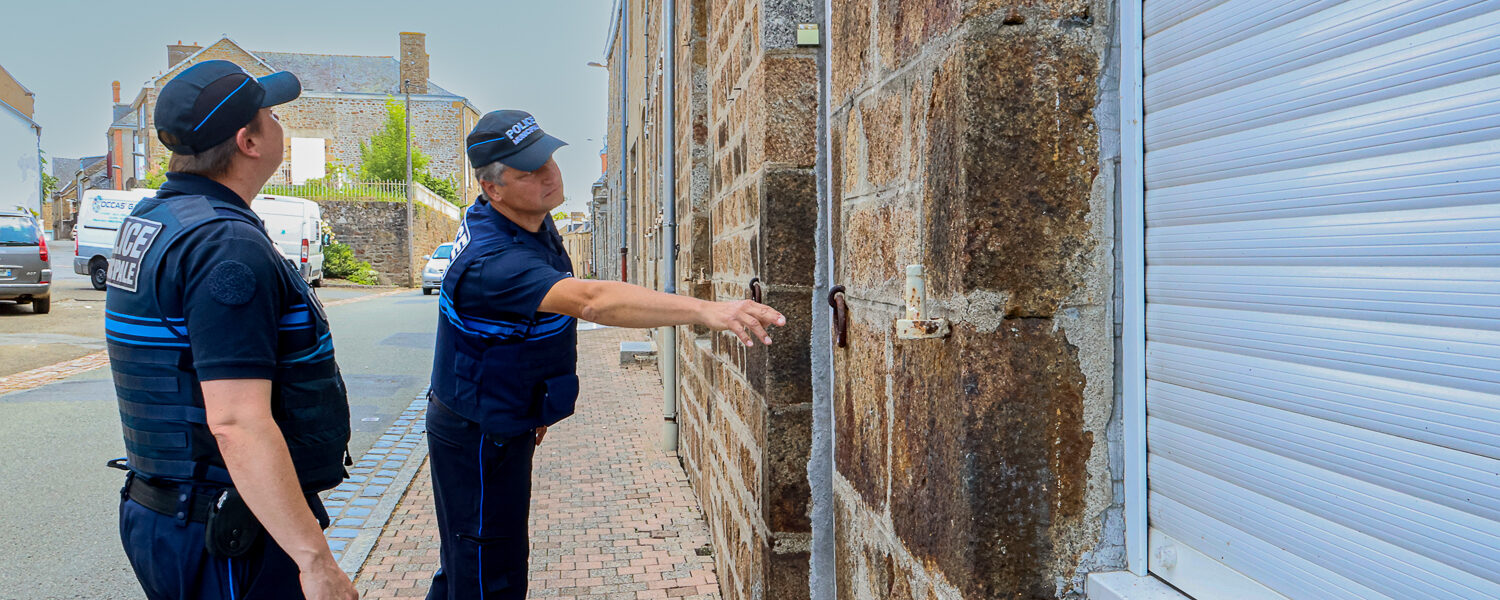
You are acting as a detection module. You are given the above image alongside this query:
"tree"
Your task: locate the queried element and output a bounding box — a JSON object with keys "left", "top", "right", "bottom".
{"left": 357, "top": 97, "right": 463, "bottom": 205}
{"left": 358, "top": 97, "right": 432, "bottom": 182}
{"left": 142, "top": 158, "right": 169, "bottom": 189}
{"left": 39, "top": 152, "right": 58, "bottom": 200}
{"left": 553, "top": 211, "right": 568, "bottom": 221}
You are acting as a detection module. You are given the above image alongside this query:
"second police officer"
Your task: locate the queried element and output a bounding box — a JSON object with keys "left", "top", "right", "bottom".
{"left": 106, "top": 60, "right": 358, "bottom": 600}
{"left": 426, "top": 110, "right": 786, "bottom": 599}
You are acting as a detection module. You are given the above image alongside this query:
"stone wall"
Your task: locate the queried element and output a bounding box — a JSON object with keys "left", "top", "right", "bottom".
{"left": 672, "top": 0, "right": 821, "bottom": 598}
{"left": 610, "top": 0, "right": 1122, "bottom": 597}
{"left": 829, "top": 1, "right": 1120, "bottom": 598}
{"left": 320, "top": 200, "right": 459, "bottom": 285}
{"left": 596, "top": 12, "right": 627, "bottom": 283}
{"left": 410, "top": 202, "right": 459, "bottom": 280}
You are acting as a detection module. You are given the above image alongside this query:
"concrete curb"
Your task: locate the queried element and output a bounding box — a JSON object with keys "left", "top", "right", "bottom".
{"left": 326, "top": 391, "right": 430, "bottom": 575}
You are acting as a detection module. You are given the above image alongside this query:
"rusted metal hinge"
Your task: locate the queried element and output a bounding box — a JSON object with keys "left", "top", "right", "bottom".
{"left": 828, "top": 285, "right": 848, "bottom": 348}
{"left": 748, "top": 277, "right": 764, "bottom": 304}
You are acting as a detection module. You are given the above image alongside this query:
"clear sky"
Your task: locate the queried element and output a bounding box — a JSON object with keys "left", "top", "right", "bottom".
{"left": 1, "top": 0, "right": 617, "bottom": 215}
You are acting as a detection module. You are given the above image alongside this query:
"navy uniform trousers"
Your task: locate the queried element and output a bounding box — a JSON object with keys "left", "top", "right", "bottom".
{"left": 118, "top": 490, "right": 328, "bottom": 599}
{"left": 425, "top": 396, "right": 538, "bottom": 600}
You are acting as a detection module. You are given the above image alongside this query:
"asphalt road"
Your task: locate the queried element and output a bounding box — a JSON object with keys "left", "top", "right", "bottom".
{"left": 0, "top": 280, "right": 439, "bottom": 599}
{"left": 0, "top": 239, "right": 108, "bottom": 376}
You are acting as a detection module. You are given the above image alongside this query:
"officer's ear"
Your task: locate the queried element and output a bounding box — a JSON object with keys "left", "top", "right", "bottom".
{"left": 479, "top": 178, "right": 504, "bottom": 203}
{"left": 234, "top": 110, "right": 271, "bottom": 161}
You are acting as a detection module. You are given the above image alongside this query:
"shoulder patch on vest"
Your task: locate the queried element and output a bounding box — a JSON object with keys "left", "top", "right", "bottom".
{"left": 106, "top": 216, "right": 164, "bottom": 293}
{"left": 206, "top": 260, "right": 257, "bottom": 306}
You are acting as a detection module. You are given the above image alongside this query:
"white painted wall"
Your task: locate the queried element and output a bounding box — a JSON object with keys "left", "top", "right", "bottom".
{"left": 1, "top": 107, "right": 41, "bottom": 216}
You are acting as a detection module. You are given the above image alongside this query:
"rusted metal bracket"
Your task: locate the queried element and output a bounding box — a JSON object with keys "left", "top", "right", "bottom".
{"left": 749, "top": 277, "right": 763, "bottom": 304}
{"left": 895, "top": 265, "right": 950, "bottom": 339}
{"left": 828, "top": 285, "right": 848, "bottom": 348}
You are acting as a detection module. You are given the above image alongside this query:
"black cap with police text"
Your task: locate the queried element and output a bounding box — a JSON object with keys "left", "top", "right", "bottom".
{"left": 466, "top": 110, "right": 568, "bottom": 172}
{"left": 154, "top": 60, "right": 302, "bottom": 155}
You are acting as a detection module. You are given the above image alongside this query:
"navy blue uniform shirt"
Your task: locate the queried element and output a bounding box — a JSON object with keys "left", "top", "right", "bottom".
{"left": 144, "top": 173, "right": 308, "bottom": 381}
{"left": 449, "top": 198, "right": 573, "bottom": 324}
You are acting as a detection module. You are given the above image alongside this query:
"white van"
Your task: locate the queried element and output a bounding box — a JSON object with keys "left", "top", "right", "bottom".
{"left": 251, "top": 194, "right": 325, "bottom": 287}
{"left": 73, "top": 189, "right": 156, "bottom": 290}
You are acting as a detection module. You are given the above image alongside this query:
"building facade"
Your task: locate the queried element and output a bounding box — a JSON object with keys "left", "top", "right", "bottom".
{"left": 0, "top": 63, "right": 42, "bottom": 216}
{"left": 117, "top": 34, "right": 481, "bottom": 198}
{"left": 609, "top": 1, "right": 1500, "bottom": 599}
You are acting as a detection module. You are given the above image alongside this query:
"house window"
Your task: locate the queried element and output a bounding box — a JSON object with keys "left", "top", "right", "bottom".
{"left": 289, "top": 137, "right": 327, "bottom": 184}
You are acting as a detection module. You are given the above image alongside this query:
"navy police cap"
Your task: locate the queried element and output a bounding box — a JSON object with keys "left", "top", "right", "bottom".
{"left": 154, "top": 60, "right": 301, "bottom": 155}
{"left": 466, "top": 110, "right": 568, "bottom": 173}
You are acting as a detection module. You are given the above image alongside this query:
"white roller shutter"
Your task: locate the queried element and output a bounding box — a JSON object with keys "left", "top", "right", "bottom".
{"left": 1140, "top": 2, "right": 1500, "bottom": 599}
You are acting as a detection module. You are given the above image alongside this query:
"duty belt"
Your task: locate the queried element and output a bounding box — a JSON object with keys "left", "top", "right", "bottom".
{"left": 124, "top": 476, "right": 219, "bottom": 523}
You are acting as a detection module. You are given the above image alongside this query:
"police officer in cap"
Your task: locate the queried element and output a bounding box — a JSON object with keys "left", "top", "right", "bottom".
{"left": 107, "top": 60, "right": 357, "bottom": 600}
{"left": 426, "top": 110, "right": 785, "bottom": 599}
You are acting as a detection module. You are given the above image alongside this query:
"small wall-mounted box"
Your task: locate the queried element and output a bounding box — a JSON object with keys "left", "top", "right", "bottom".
{"left": 797, "top": 24, "right": 821, "bottom": 47}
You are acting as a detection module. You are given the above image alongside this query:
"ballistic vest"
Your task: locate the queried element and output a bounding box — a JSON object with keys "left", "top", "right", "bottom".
{"left": 431, "top": 198, "right": 578, "bottom": 437}
{"left": 105, "top": 191, "right": 350, "bottom": 492}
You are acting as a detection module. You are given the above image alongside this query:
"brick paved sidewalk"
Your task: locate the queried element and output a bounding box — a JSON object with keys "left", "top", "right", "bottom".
{"left": 354, "top": 327, "right": 722, "bottom": 599}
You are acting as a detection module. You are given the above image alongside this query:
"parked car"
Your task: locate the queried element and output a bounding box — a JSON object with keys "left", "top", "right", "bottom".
{"left": 421, "top": 243, "right": 453, "bottom": 295}
{"left": 73, "top": 189, "right": 154, "bottom": 290}
{"left": 251, "top": 194, "right": 325, "bottom": 287}
{"left": 0, "top": 212, "right": 51, "bottom": 313}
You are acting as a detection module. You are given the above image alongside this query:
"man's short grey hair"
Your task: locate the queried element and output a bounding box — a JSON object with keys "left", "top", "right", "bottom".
{"left": 474, "top": 161, "right": 508, "bottom": 186}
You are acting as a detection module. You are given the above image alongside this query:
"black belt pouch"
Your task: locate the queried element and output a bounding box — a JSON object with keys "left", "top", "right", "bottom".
{"left": 204, "top": 489, "right": 264, "bottom": 558}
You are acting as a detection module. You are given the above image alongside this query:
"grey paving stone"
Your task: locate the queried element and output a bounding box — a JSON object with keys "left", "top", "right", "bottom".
{"left": 360, "top": 485, "right": 388, "bottom": 497}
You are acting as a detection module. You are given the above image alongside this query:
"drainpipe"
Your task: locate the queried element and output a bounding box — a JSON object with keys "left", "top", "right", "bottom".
{"left": 809, "top": 0, "right": 837, "bottom": 597}
{"left": 660, "top": 0, "right": 679, "bottom": 452}
{"left": 619, "top": 0, "right": 630, "bottom": 283}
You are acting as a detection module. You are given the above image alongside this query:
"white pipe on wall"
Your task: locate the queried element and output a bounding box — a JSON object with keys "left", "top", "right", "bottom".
{"left": 660, "top": 0, "right": 680, "bottom": 452}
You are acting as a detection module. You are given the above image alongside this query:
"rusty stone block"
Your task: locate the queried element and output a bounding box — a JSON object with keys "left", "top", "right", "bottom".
{"left": 842, "top": 198, "right": 921, "bottom": 295}
{"left": 767, "top": 544, "right": 813, "bottom": 600}
{"left": 921, "top": 50, "right": 964, "bottom": 298}
{"left": 759, "top": 169, "right": 818, "bottom": 287}
{"left": 831, "top": 0, "right": 871, "bottom": 106}
{"left": 890, "top": 320, "right": 1091, "bottom": 598}
{"left": 861, "top": 88, "right": 907, "bottom": 187}
{"left": 839, "top": 108, "right": 864, "bottom": 197}
{"left": 834, "top": 320, "right": 889, "bottom": 511}
{"left": 925, "top": 18, "right": 1101, "bottom": 316}
{"left": 761, "top": 56, "right": 819, "bottom": 168}
{"left": 744, "top": 287, "right": 813, "bottom": 406}
{"left": 878, "top": 0, "right": 963, "bottom": 70}
{"left": 765, "top": 406, "right": 812, "bottom": 533}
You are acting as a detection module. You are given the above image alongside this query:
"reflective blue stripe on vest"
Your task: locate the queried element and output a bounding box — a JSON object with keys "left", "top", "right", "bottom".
{"left": 106, "top": 192, "right": 351, "bottom": 491}
{"left": 430, "top": 198, "right": 579, "bottom": 437}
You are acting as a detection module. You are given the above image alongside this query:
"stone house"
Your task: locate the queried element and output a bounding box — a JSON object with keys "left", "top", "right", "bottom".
{"left": 561, "top": 219, "right": 595, "bottom": 277}
{"left": 115, "top": 33, "right": 481, "bottom": 198}
{"left": 605, "top": 1, "right": 1500, "bottom": 599}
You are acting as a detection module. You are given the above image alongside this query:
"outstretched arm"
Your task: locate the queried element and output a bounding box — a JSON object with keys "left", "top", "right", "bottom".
{"left": 538, "top": 278, "right": 785, "bottom": 346}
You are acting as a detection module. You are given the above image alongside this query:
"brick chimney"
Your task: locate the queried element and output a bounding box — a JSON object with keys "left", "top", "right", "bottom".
{"left": 112, "top": 81, "right": 121, "bottom": 103}
{"left": 168, "top": 41, "right": 201, "bottom": 67}
{"left": 399, "top": 32, "right": 429, "bottom": 94}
